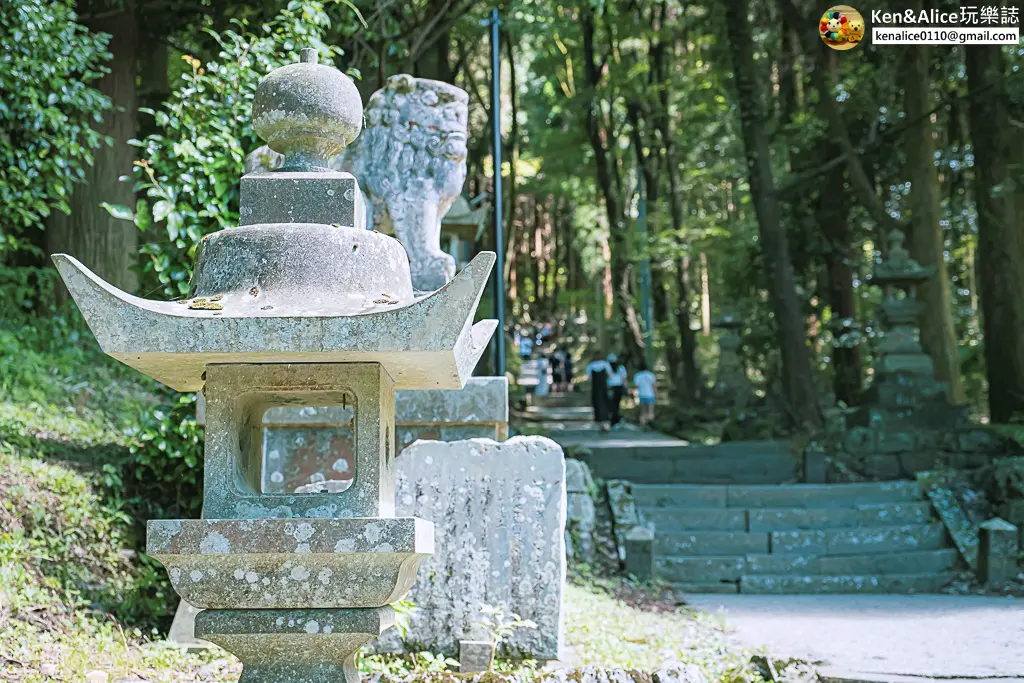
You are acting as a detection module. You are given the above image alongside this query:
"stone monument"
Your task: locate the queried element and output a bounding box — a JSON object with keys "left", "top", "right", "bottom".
{"left": 854, "top": 228, "right": 966, "bottom": 428}
{"left": 53, "top": 48, "right": 497, "bottom": 682}
{"left": 387, "top": 437, "right": 566, "bottom": 659}
{"left": 711, "top": 313, "right": 753, "bottom": 409}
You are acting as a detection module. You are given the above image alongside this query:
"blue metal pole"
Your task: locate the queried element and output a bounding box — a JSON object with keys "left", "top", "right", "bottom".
{"left": 489, "top": 8, "right": 506, "bottom": 377}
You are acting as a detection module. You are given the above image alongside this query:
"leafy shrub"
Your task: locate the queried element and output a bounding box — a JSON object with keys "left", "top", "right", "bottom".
{"left": 105, "top": 2, "right": 342, "bottom": 298}
{"left": 120, "top": 390, "right": 205, "bottom": 520}
{"left": 0, "top": 0, "right": 111, "bottom": 259}
{"left": 0, "top": 445, "right": 172, "bottom": 626}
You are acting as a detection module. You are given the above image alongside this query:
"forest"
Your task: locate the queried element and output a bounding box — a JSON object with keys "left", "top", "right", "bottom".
{"left": 2, "top": 0, "right": 1023, "bottom": 428}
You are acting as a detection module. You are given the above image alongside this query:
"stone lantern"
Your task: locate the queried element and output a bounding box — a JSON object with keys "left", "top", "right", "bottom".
{"left": 712, "top": 313, "right": 752, "bottom": 409}
{"left": 856, "top": 228, "right": 965, "bottom": 428}
{"left": 53, "top": 48, "right": 496, "bottom": 683}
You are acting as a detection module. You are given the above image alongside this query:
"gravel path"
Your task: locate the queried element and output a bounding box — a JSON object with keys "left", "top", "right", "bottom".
{"left": 687, "top": 594, "right": 1024, "bottom": 680}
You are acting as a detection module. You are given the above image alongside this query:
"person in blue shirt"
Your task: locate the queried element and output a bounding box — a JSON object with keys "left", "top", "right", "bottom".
{"left": 633, "top": 363, "right": 657, "bottom": 427}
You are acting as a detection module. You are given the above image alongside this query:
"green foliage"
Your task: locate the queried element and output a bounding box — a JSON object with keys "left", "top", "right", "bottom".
{"left": 0, "top": 445, "right": 170, "bottom": 627}
{"left": 982, "top": 456, "right": 1024, "bottom": 504}
{"left": 0, "top": 0, "right": 111, "bottom": 257}
{"left": 104, "top": 3, "right": 342, "bottom": 298}
{"left": 121, "top": 390, "right": 205, "bottom": 520}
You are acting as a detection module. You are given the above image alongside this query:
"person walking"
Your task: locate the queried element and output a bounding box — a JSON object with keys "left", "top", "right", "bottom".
{"left": 562, "top": 346, "right": 575, "bottom": 392}
{"left": 606, "top": 353, "right": 628, "bottom": 429}
{"left": 519, "top": 330, "right": 533, "bottom": 360}
{"left": 633, "top": 363, "right": 657, "bottom": 427}
{"left": 535, "top": 353, "right": 551, "bottom": 397}
{"left": 585, "top": 354, "right": 612, "bottom": 432}
{"left": 550, "top": 351, "right": 564, "bottom": 393}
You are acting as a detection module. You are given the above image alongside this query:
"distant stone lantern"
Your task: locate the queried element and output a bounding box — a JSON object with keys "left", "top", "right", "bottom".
{"left": 53, "top": 48, "right": 497, "bottom": 683}
{"left": 857, "top": 228, "right": 965, "bottom": 427}
{"left": 712, "top": 313, "right": 753, "bottom": 409}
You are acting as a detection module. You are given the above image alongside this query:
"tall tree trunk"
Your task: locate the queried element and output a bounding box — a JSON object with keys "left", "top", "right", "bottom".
{"left": 580, "top": 4, "right": 644, "bottom": 365}
{"left": 503, "top": 28, "right": 518, "bottom": 247}
{"left": 965, "top": 44, "right": 1024, "bottom": 423}
{"left": 415, "top": 30, "right": 454, "bottom": 82}
{"left": 649, "top": 14, "right": 700, "bottom": 400}
{"left": 902, "top": 25, "right": 965, "bottom": 404}
{"left": 724, "top": 0, "right": 821, "bottom": 430}
{"left": 675, "top": 256, "right": 702, "bottom": 401}
{"left": 48, "top": 2, "right": 139, "bottom": 296}
{"left": 818, "top": 154, "right": 862, "bottom": 405}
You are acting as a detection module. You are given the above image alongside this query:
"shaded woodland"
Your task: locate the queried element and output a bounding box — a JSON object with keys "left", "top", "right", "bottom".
{"left": 3, "top": 0, "right": 1024, "bottom": 426}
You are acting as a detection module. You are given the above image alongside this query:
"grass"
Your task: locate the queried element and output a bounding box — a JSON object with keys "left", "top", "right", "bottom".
{"left": 563, "top": 580, "right": 757, "bottom": 681}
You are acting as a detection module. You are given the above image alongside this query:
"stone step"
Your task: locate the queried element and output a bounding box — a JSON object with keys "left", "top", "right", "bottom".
{"left": 656, "top": 531, "right": 769, "bottom": 556}
{"left": 747, "top": 502, "right": 934, "bottom": 532}
{"left": 728, "top": 481, "right": 923, "bottom": 508}
{"left": 659, "top": 547, "right": 959, "bottom": 582}
{"left": 818, "top": 548, "right": 959, "bottom": 575}
{"left": 739, "top": 572, "right": 954, "bottom": 594}
{"left": 531, "top": 392, "right": 590, "bottom": 409}
{"left": 583, "top": 441, "right": 795, "bottom": 485}
{"left": 657, "top": 556, "right": 747, "bottom": 582}
{"left": 640, "top": 507, "right": 746, "bottom": 531}
{"left": 672, "top": 581, "right": 739, "bottom": 594}
{"left": 770, "top": 523, "right": 948, "bottom": 556}
{"left": 633, "top": 485, "right": 728, "bottom": 510}
{"left": 743, "top": 553, "right": 820, "bottom": 575}
{"left": 638, "top": 501, "right": 935, "bottom": 533}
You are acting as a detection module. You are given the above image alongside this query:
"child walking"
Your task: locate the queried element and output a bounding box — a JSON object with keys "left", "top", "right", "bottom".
{"left": 633, "top": 363, "right": 657, "bottom": 427}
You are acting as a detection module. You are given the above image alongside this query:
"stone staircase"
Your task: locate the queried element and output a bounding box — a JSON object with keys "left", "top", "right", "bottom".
{"left": 634, "top": 480, "right": 961, "bottom": 594}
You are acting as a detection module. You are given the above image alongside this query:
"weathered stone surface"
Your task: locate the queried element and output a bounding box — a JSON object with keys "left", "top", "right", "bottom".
{"left": 803, "top": 446, "right": 828, "bottom": 484}
{"left": 657, "top": 555, "right": 745, "bottom": 582}
{"left": 196, "top": 376, "right": 509, "bottom": 492}
{"left": 458, "top": 640, "right": 494, "bottom": 673}
{"left": 565, "top": 459, "right": 596, "bottom": 562}
{"left": 52, "top": 249, "right": 497, "bottom": 392}
{"left": 624, "top": 526, "right": 655, "bottom": 582}
{"left": 201, "top": 364, "right": 397, "bottom": 519}
{"left": 740, "top": 572, "right": 952, "bottom": 594}
{"left": 247, "top": 75, "right": 471, "bottom": 293}
{"left": 607, "top": 480, "right": 641, "bottom": 561}
{"left": 196, "top": 606, "right": 392, "bottom": 683}
{"left": 251, "top": 49, "right": 362, "bottom": 170}
{"left": 711, "top": 314, "right": 753, "bottom": 410}
{"left": 747, "top": 502, "right": 932, "bottom": 532}
{"left": 566, "top": 458, "right": 594, "bottom": 494}
{"left": 393, "top": 376, "right": 508, "bottom": 428}
{"left": 389, "top": 436, "right": 566, "bottom": 659}
{"left": 339, "top": 75, "right": 468, "bottom": 292}
{"left": 240, "top": 172, "right": 363, "bottom": 229}
{"left": 978, "top": 517, "right": 1019, "bottom": 589}
{"left": 640, "top": 508, "right": 746, "bottom": 532}
{"left": 148, "top": 517, "right": 433, "bottom": 609}
{"left": 166, "top": 600, "right": 210, "bottom": 649}
{"left": 770, "top": 524, "right": 946, "bottom": 556}
{"left": 656, "top": 531, "right": 769, "bottom": 556}
{"left": 916, "top": 470, "right": 982, "bottom": 569}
